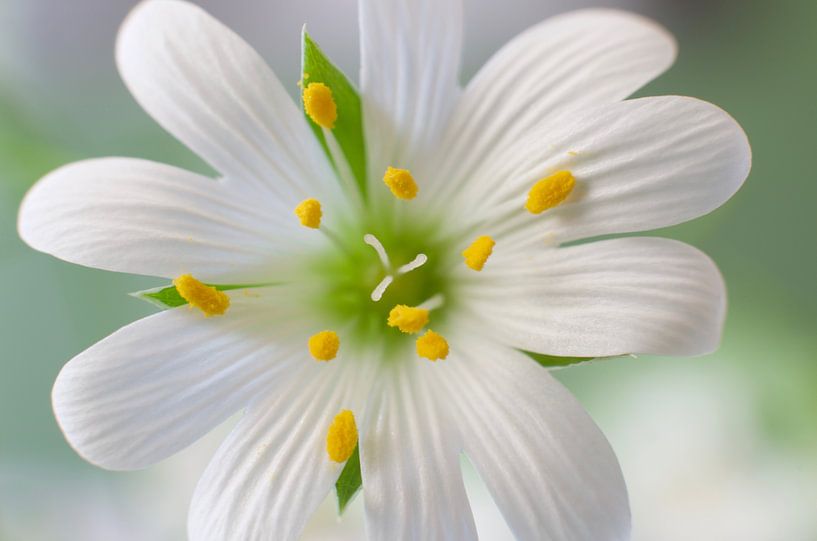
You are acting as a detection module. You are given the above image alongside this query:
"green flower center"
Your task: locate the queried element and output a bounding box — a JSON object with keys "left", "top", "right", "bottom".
{"left": 304, "top": 216, "right": 456, "bottom": 354}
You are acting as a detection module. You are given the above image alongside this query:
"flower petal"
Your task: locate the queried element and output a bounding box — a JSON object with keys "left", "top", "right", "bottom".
{"left": 52, "top": 289, "right": 307, "bottom": 471}
{"left": 18, "top": 158, "right": 312, "bottom": 281}
{"left": 359, "top": 0, "right": 462, "bottom": 185}
{"left": 438, "top": 341, "right": 629, "bottom": 541}
{"left": 467, "top": 237, "right": 726, "bottom": 357}
{"left": 116, "top": 0, "right": 336, "bottom": 203}
{"left": 360, "top": 360, "right": 477, "bottom": 541}
{"left": 188, "top": 358, "right": 374, "bottom": 541}
{"left": 427, "top": 9, "right": 676, "bottom": 201}
{"left": 463, "top": 96, "right": 751, "bottom": 248}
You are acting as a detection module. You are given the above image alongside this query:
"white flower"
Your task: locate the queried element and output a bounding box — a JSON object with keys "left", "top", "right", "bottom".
{"left": 17, "top": 0, "right": 750, "bottom": 540}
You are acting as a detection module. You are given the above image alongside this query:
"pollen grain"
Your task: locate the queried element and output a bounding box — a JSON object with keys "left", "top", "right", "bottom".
{"left": 173, "top": 274, "right": 230, "bottom": 317}
{"left": 303, "top": 82, "right": 337, "bottom": 129}
{"left": 294, "top": 198, "right": 322, "bottom": 228}
{"left": 462, "top": 235, "right": 495, "bottom": 271}
{"left": 326, "top": 409, "right": 358, "bottom": 463}
{"left": 383, "top": 167, "right": 419, "bottom": 200}
{"left": 387, "top": 305, "right": 430, "bottom": 334}
{"left": 525, "top": 170, "right": 575, "bottom": 214}
{"left": 416, "top": 330, "right": 449, "bottom": 361}
{"left": 308, "top": 330, "right": 340, "bottom": 361}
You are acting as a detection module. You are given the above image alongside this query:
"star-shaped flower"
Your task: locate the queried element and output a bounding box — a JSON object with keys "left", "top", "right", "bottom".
{"left": 18, "top": 1, "right": 750, "bottom": 539}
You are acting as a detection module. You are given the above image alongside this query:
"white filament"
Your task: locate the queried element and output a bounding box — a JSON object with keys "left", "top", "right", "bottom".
{"left": 418, "top": 294, "right": 444, "bottom": 311}
{"left": 324, "top": 130, "right": 364, "bottom": 209}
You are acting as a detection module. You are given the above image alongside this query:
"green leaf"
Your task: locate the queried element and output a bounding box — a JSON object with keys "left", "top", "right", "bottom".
{"left": 131, "top": 283, "right": 259, "bottom": 309}
{"left": 133, "top": 285, "right": 189, "bottom": 308}
{"left": 335, "top": 444, "right": 362, "bottom": 514}
{"left": 302, "top": 29, "right": 368, "bottom": 200}
{"left": 524, "top": 351, "right": 598, "bottom": 368}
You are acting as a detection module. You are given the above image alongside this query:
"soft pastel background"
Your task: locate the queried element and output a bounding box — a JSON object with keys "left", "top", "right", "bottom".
{"left": 1, "top": 0, "right": 815, "bottom": 539}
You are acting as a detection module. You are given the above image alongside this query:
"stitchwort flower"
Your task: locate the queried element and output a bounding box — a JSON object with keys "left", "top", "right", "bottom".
{"left": 17, "top": 0, "right": 750, "bottom": 539}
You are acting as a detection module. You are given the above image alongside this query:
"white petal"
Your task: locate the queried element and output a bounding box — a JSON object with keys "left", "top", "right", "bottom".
{"left": 467, "top": 237, "right": 726, "bottom": 357}
{"left": 18, "top": 158, "right": 313, "bottom": 281}
{"left": 438, "top": 341, "right": 629, "bottom": 541}
{"left": 360, "top": 360, "right": 477, "bottom": 541}
{"left": 427, "top": 9, "right": 676, "bottom": 201}
{"left": 359, "top": 0, "right": 462, "bottom": 186}
{"left": 188, "top": 358, "right": 375, "bottom": 541}
{"left": 52, "top": 289, "right": 308, "bottom": 471}
{"left": 467, "top": 96, "right": 751, "bottom": 248}
{"left": 116, "top": 0, "right": 337, "bottom": 204}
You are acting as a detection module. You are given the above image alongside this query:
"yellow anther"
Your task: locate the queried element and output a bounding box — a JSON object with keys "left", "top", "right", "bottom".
{"left": 382, "top": 167, "right": 419, "bottom": 200}
{"left": 462, "top": 235, "right": 495, "bottom": 271}
{"left": 308, "top": 330, "right": 340, "bottom": 361}
{"left": 387, "top": 305, "right": 430, "bottom": 334}
{"left": 416, "top": 330, "right": 449, "bottom": 361}
{"left": 294, "top": 198, "right": 322, "bottom": 228}
{"left": 525, "top": 170, "right": 576, "bottom": 214}
{"left": 303, "top": 82, "right": 337, "bottom": 129}
{"left": 173, "top": 274, "right": 230, "bottom": 317}
{"left": 326, "top": 409, "right": 358, "bottom": 463}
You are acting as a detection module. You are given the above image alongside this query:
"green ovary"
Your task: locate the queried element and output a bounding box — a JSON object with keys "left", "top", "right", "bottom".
{"left": 304, "top": 217, "right": 457, "bottom": 354}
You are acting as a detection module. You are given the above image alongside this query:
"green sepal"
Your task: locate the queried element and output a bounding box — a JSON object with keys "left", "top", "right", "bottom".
{"left": 131, "top": 283, "right": 255, "bottom": 309}
{"left": 524, "top": 351, "right": 598, "bottom": 368}
{"left": 301, "top": 28, "right": 368, "bottom": 200}
{"left": 335, "top": 444, "right": 362, "bottom": 514}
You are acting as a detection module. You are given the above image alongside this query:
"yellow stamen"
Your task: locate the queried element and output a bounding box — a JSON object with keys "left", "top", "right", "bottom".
{"left": 173, "top": 274, "right": 230, "bottom": 317}
{"left": 303, "top": 82, "right": 337, "bottom": 129}
{"left": 462, "top": 235, "right": 495, "bottom": 271}
{"left": 326, "top": 409, "right": 358, "bottom": 463}
{"left": 525, "top": 170, "right": 576, "bottom": 214}
{"left": 294, "top": 198, "right": 322, "bottom": 228}
{"left": 416, "top": 330, "right": 449, "bottom": 361}
{"left": 382, "top": 167, "right": 418, "bottom": 200}
{"left": 308, "top": 330, "right": 340, "bottom": 361}
{"left": 387, "top": 305, "right": 430, "bottom": 334}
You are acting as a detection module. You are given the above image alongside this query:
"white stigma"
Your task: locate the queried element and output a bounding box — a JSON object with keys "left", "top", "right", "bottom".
{"left": 397, "top": 253, "right": 428, "bottom": 275}
{"left": 364, "top": 234, "right": 391, "bottom": 269}
{"left": 364, "top": 233, "right": 428, "bottom": 302}
{"left": 371, "top": 275, "right": 394, "bottom": 302}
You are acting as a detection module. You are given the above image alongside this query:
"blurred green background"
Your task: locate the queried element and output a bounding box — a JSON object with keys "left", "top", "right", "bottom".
{"left": 1, "top": 0, "right": 815, "bottom": 539}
